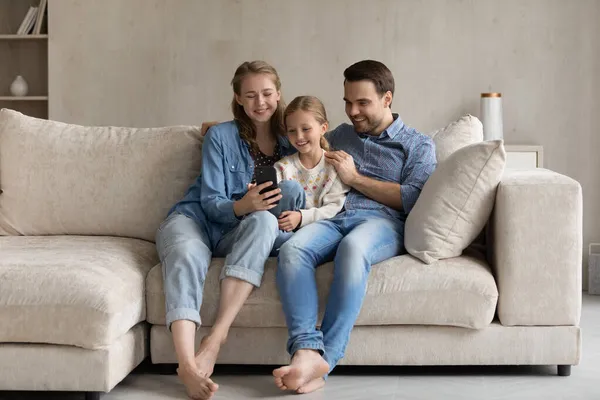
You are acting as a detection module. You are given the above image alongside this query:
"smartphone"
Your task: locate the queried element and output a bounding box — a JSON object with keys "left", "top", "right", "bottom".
{"left": 254, "top": 166, "right": 279, "bottom": 196}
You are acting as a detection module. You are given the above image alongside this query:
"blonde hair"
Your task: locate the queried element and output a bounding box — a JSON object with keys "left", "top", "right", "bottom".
{"left": 230, "top": 61, "right": 286, "bottom": 153}
{"left": 284, "top": 96, "right": 330, "bottom": 151}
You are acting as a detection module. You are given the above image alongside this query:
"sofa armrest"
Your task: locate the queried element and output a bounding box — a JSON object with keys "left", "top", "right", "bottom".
{"left": 490, "top": 169, "right": 582, "bottom": 326}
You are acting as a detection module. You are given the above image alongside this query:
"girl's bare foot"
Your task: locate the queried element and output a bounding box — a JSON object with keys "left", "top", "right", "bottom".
{"left": 272, "top": 349, "right": 329, "bottom": 391}
{"left": 195, "top": 335, "right": 221, "bottom": 378}
{"left": 176, "top": 365, "right": 219, "bottom": 400}
{"left": 297, "top": 377, "right": 326, "bottom": 394}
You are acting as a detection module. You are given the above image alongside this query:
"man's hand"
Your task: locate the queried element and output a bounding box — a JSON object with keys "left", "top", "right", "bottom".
{"left": 278, "top": 211, "right": 302, "bottom": 232}
{"left": 201, "top": 121, "right": 219, "bottom": 136}
{"left": 325, "top": 150, "right": 360, "bottom": 186}
{"left": 233, "top": 182, "right": 282, "bottom": 216}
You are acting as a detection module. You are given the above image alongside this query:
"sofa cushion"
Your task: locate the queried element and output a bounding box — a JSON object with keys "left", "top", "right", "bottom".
{"left": 428, "top": 114, "right": 483, "bottom": 163}
{"left": 147, "top": 254, "right": 498, "bottom": 329}
{"left": 0, "top": 109, "right": 203, "bottom": 242}
{"left": 405, "top": 140, "right": 506, "bottom": 264}
{"left": 0, "top": 236, "right": 158, "bottom": 349}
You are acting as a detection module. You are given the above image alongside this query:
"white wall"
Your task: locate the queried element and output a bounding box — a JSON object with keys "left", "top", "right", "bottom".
{"left": 48, "top": 0, "right": 600, "bottom": 287}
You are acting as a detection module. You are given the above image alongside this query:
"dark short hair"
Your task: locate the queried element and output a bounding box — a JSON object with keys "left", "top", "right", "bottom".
{"left": 343, "top": 60, "right": 395, "bottom": 98}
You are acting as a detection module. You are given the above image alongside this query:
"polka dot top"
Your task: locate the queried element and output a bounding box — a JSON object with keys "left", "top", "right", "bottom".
{"left": 250, "top": 143, "right": 282, "bottom": 181}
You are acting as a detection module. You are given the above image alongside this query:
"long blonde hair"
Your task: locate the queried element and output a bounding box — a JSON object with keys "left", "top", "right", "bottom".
{"left": 284, "top": 96, "right": 330, "bottom": 151}
{"left": 230, "top": 61, "right": 286, "bottom": 153}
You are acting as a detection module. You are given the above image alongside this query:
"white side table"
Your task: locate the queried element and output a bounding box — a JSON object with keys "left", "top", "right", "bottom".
{"left": 504, "top": 145, "right": 543, "bottom": 169}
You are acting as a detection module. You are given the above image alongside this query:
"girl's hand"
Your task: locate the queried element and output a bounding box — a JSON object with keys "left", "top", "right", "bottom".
{"left": 234, "top": 182, "right": 282, "bottom": 216}
{"left": 278, "top": 211, "right": 302, "bottom": 232}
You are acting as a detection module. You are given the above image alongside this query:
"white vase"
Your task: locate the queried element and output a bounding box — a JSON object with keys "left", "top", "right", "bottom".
{"left": 480, "top": 93, "right": 503, "bottom": 141}
{"left": 10, "top": 75, "right": 29, "bottom": 97}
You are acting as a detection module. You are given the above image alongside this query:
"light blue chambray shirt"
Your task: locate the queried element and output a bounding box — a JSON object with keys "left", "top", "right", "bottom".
{"left": 168, "top": 120, "right": 294, "bottom": 248}
{"left": 326, "top": 114, "right": 436, "bottom": 221}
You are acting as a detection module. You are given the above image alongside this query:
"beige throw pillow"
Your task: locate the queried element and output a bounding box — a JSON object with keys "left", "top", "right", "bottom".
{"left": 405, "top": 140, "right": 506, "bottom": 264}
{"left": 428, "top": 114, "right": 483, "bottom": 163}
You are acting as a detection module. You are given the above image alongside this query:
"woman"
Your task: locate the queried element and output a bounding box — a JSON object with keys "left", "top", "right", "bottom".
{"left": 156, "top": 61, "right": 304, "bottom": 400}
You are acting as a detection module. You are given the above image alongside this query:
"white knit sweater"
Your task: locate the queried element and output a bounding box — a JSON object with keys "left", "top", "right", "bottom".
{"left": 274, "top": 150, "right": 350, "bottom": 228}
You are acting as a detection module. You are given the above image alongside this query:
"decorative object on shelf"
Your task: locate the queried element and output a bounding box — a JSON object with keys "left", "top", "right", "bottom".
{"left": 480, "top": 92, "right": 503, "bottom": 141}
{"left": 34, "top": 0, "right": 48, "bottom": 35}
{"left": 16, "top": 6, "right": 37, "bottom": 35}
{"left": 10, "top": 75, "right": 29, "bottom": 96}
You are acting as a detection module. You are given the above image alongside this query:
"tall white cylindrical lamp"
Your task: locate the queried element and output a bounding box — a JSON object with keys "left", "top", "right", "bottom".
{"left": 480, "top": 93, "right": 503, "bottom": 141}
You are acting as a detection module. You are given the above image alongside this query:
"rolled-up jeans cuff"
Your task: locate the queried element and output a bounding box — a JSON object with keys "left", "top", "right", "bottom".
{"left": 290, "top": 341, "right": 325, "bottom": 357}
{"left": 323, "top": 352, "right": 336, "bottom": 378}
{"left": 220, "top": 264, "right": 263, "bottom": 287}
{"left": 166, "top": 307, "right": 201, "bottom": 331}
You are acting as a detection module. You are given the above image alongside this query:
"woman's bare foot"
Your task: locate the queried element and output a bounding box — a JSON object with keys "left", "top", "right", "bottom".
{"left": 195, "top": 335, "right": 221, "bottom": 378}
{"left": 177, "top": 365, "right": 219, "bottom": 400}
{"left": 297, "top": 377, "right": 326, "bottom": 394}
{"left": 272, "top": 349, "right": 329, "bottom": 392}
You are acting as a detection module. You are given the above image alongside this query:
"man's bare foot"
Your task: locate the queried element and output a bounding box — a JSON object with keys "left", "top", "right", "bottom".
{"left": 177, "top": 365, "right": 219, "bottom": 400}
{"left": 272, "top": 349, "right": 329, "bottom": 392}
{"left": 195, "top": 335, "right": 221, "bottom": 378}
{"left": 297, "top": 377, "right": 326, "bottom": 394}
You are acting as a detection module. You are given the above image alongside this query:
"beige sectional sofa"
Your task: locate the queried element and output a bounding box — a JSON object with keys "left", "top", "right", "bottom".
{"left": 0, "top": 109, "right": 582, "bottom": 399}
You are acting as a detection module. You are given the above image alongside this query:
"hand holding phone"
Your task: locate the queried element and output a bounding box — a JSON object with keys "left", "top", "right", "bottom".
{"left": 254, "top": 166, "right": 279, "bottom": 196}
{"left": 233, "top": 166, "right": 281, "bottom": 216}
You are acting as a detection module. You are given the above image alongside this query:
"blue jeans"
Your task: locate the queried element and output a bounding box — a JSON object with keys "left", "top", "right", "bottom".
{"left": 276, "top": 209, "right": 405, "bottom": 373}
{"left": 157, "top": 180, "right": 305, "bottom": 328}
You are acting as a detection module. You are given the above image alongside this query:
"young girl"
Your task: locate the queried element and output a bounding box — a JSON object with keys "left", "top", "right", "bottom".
{"left": 275, "top": 96, "right": 350, "bottom": 233}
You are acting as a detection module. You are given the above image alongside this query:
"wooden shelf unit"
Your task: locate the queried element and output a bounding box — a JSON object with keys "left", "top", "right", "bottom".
{"left": 0, "top": 0, "right": 49, "bottom": 119}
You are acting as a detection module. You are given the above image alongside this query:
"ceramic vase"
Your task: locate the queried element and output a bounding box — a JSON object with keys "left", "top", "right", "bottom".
{"left": 10, "top": 75, "right": 29, "bottom": 97}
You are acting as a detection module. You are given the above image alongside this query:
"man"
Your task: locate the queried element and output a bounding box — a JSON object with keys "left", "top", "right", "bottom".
{"left": 272, "top": 60, "right": 437, "bottom": 394}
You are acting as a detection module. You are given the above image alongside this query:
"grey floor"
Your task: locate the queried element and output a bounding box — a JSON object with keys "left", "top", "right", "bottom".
{"left": 2, "top": 294, "right": 599, "bottom": 400}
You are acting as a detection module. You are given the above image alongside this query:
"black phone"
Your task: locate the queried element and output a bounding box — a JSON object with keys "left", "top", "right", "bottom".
{"left": 254, "top": 166, "right": 279, "bottom": 196}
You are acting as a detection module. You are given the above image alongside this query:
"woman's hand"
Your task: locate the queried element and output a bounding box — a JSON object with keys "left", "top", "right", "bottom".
{"left": 278, "top": 211, "right": 302, "bottom": 232}
{"left": 233, "top": 182, "right": 282, "bottom": 216}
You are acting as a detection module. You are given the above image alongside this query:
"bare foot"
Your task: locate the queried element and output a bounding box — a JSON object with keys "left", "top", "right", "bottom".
{"left": 274, "top": 372, "right": 288, "bottom": 391}
{"left": 195, "top": 335, "right": 221, "bottom": 378}
{"left": 177, "top": 365, "right": 219, "bottom": 400}
{"left": 272, "top": 349, "right": 329, "bottom": 392}
{"left": 297, "top": 377, "right": 326, "bottom": 394}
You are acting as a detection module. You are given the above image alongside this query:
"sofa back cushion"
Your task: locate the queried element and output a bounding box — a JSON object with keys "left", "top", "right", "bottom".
{"left": 0, "top": 109, "right": 203, "bottom": 242}
{"left": 428, "top": 114, "right": 483, "bottom": 163}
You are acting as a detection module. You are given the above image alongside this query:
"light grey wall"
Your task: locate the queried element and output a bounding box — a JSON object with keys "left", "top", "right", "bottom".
{"left": 48, "top": 0, "right": 600, "bottom": 287}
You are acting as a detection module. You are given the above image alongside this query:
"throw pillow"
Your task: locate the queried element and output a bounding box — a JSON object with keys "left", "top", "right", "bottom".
{"left": 405, "top": 140, "right": 506, "bottom": 264}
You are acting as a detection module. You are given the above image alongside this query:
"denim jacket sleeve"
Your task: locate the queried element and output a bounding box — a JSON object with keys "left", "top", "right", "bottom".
{"left": 200, "top": 128, "right": 240, "bottom": 225}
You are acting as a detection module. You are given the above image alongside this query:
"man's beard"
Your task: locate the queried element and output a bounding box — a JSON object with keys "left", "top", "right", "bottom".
{"left": 352, "top": 117, "right": 381, "bottom": 134}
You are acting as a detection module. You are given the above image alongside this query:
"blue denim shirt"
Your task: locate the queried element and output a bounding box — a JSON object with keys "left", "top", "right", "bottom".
{"left": 327, "top": 114, "right": 436, "bottom": 221}
{"left": 169, "top": 120, "right": 295, "bottom": 247}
